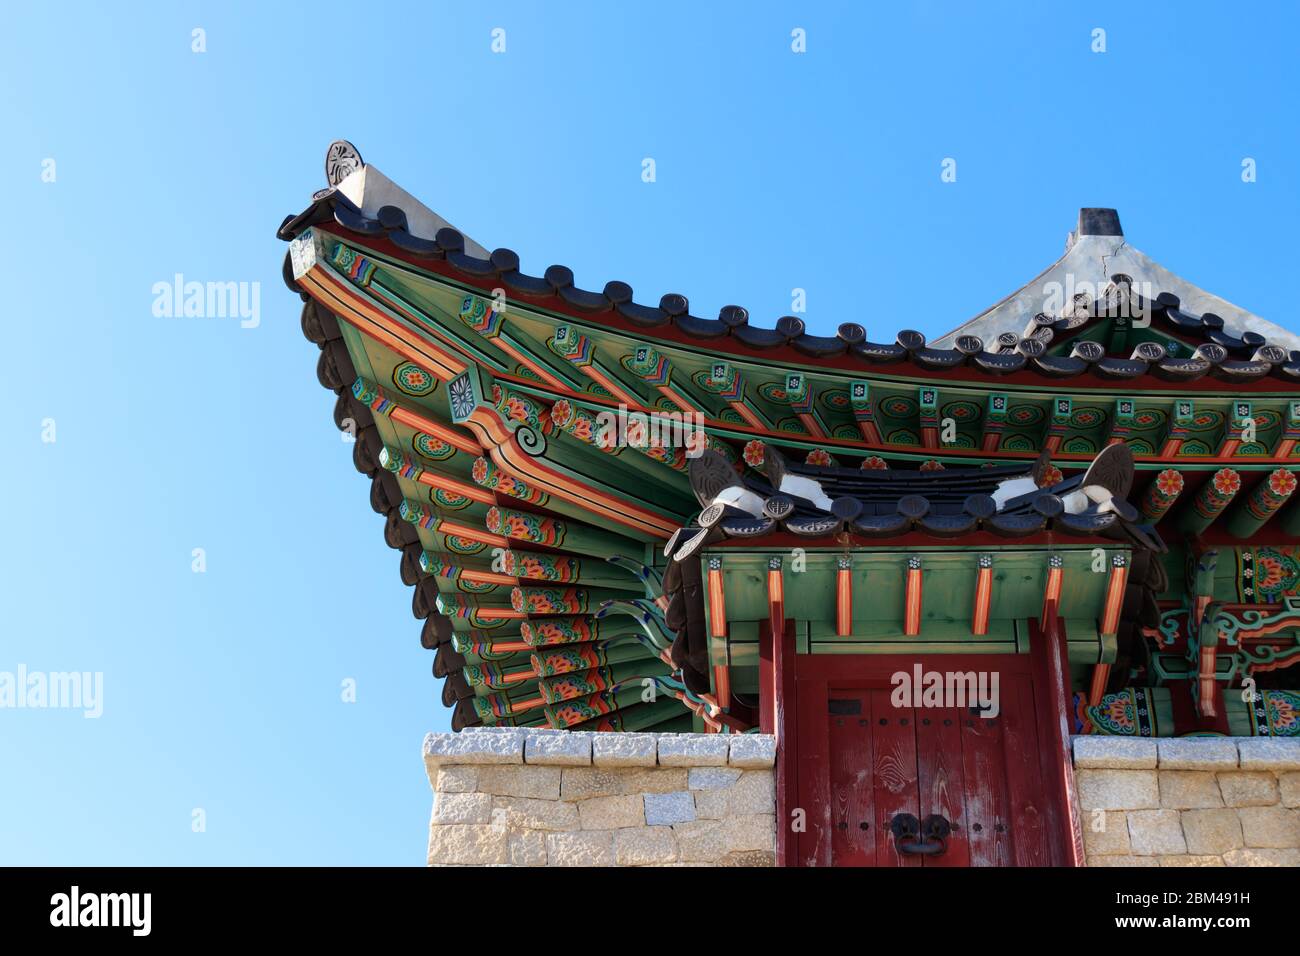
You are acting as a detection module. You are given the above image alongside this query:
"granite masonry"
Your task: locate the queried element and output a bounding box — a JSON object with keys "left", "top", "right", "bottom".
{"left": 1072, "top": 736, "right": 1300, "bottom": 867}
{"left": 423, "top": 729, "right": 777, "bottom": 867}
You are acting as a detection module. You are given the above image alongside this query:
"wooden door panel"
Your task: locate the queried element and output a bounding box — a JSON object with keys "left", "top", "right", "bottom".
{"left": 869, "top": 689, "right": 920, "bottom": 868}
{"left": 916, "top": 707, "right": 971, "bottom": 867}
{"left": 1002, "top": 674, "right": 1050, "bottom": 866}
{"left": 796, "top": 677, "right": 833, "bottom": 867}
{"left": 827, "top": 689, "right": 876, "bottom": 866}
{"left": 959, "top": 703, "right": 1013, "bottom": 867}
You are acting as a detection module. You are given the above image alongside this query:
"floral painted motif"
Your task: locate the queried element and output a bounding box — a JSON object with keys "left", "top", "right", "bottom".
{"left": 1156, "top": 469, "right": 1184, "bottom": 496}
{"left": 919, "top": 459, "right": 944, "bottom": 472}
{"left": 393, "top": 362, "right": 437, "bottom": 396}
{"left": 502, "top": 550, "right": 580, "bottom": 583}
{"left": 520, "top": 617, "right": 598, "bottom": 646}
{"left": 742, "top": 440, "right": 766, "bottom": 468}
{"left": 860, "top": 456, "right": 888, "bottom": 471}
{"left": 414, "top": 433, "right": 456, "bottom": 461}
{"left": 1213, "top": 468, "right": 1242, "bottom": 496}
{"left": 1035, "top": 464, "right": 1064, "bottom": 488}
{"left": 1237, "top": 546, "right": 1300, "bottom": 603}
{"left": 1269, "top": 469, "right": 1297, "bottom": 496}
{"left": 805, "top": 449, "right": 834, "bottom": 467}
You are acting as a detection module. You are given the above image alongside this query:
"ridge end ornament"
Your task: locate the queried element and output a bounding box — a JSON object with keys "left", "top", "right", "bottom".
{"left": 325, "top": 140, "right": 365, "bottom": 187}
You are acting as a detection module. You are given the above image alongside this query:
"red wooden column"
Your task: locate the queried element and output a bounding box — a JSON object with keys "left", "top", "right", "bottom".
{"left": 971, "top": 554, "right": 993, "bottom": 636}
{"left": 835, "top": 555, "right": 853, "bottom": 637}
{"left": 1033, "top": 554, "right": 1086, "bottom": 867}
{"left": 759, "top": 556, "right": 798, "bottom": 867}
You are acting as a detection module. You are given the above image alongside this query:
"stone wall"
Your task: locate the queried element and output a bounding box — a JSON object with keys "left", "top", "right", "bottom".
{"left": 423, "top": 728, "right": 778, "bottom": 867}
{"left": 1073, "top": 736, "right": 1300, "bottom": 867}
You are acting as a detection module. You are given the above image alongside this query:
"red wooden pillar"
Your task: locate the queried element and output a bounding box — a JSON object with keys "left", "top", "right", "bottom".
{"left": 758, "top": 556, "right": 799, "bottom": 866}
{"left": 1032, "top": 555, "right": 1085, "bottom": 867}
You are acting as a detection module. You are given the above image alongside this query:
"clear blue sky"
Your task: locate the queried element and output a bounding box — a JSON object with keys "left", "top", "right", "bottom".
{"left": 1, "top": 1, "right": 1296, "bottom": 865}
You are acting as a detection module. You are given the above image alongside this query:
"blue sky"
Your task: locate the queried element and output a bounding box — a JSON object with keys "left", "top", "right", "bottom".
{"left": 1, "top": 1, "right": 1296, "bottom": 865}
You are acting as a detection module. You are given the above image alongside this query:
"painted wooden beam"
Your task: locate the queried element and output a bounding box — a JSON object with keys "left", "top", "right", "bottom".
{"left": 981, "top": 393, "right": 1008, "bottom": 453}
{"left": 1139, "top": 468, "right": 1185, "bottom": 522}
{"left": 1178, "top": 468, "right": 1241, "bottom": 536}
{"left": 1159, "top": 398, "right": 1193, "bottom": 458}
{"left": 1216, "top": 399, "right": 1253, "bottom": 458}
{"left": 1224, "top": 468, "right": 1297, "bottom": 538}
{"left": 707, "top": 556, "right": 728, "bottom": 639}
{"left": 1099, "top": 553, "right": 1129, "bottom": 638}
{"left": 971, "top": 554, "right": 993, "bottom": 636}
{"left": 835, "top": 555, "right": 853, "bottom": 637}
{"left": 1040, "top": 554, "right": 1064, "bottom": 629}
{"left": 904, "top": 555, "right": 923, "bottom": 636}
{"left": 1106, "top": 397, "right": 1135, "bottom": 447}
{"left": 919, "top": 386, "right": 939, "bottom": 450}
{"left": 850, "top": 381, "right": 881, "bottom": 444}
{"left": 1273, "top": 400, "right": 1300, "bottom": 459}
{"left": 786, "top": 373, "right": 826, "bottom": 439}
{"left": 1043, "top": 397, "right": 1071, "bottom": 454}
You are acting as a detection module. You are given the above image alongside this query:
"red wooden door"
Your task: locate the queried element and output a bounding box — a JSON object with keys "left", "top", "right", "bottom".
{"left": 794, "top": 657, "right": 1057, "bottom": 867}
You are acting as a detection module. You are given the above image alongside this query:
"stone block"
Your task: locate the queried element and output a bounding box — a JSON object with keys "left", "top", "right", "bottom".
{"left": 694, "top": 771, "right": 776, "bottom": 819}
{"left": 546, "top": 830, "right": 614, "bottom": 866}
{"left": 1073, "top": 736, "right": 1157, "bottom": 770}
{"left": 435, "top": 766, "right": 478, "bottom": 793}
{"left": 1237, "top": 738, "right": 1300, "bottom": 772}
{"left": 729, "top": 735, "right": 777, "bottom": 769}
{"left": 423, "top": 729, "right": 523, "bottom": 766}
{"left": 1237, "top": 806, "right": 1299, "bottom": 848}
{"left": 491, "top": 795, "right": 579, "bottom": 832}
{"left": 427, "top": 824, "right": 509, "bottom": 865}
{"left": 476, "top": 764, "right": 562, "bottom": 800}
{"left": 656, "top": 734, "right": 730, "bottom": 767}
{"left": 1223, "top": 847, "right": 1300, "bottom": 867}
{"left": 1075, "top": 769, "right": 1159, "bottom": 810}
{"left": 1217, "top": 772, "right": 1279, "bottom": 808}
{"left": 431, "top": 791, "right": 492, "bottom": 825}
{"left": 1158, "top": 771, "right": 1222, "bottom": 809}
{"left": 1088, "top": 855, "right": 1159, "bottom": 867}
{"left": 688, "top": 767, "right": 742, "bottom": 790}
{"left": 525, "top": 731, "right": 593, "bottom": 766}
{"left": 1082, "top": 810, "right": 1130, "bottom": 856}
{"left": 509, "top": 830, "right": 547, "bottom": 866}
{"left": 560, "top": 767, "right": 624, "bottom": 801}
{"left": 578, "top": 794, "right": 646, "bottom": 830}
{"left": 614, "top": 826, "right": 678, "bottom": 865}
{"left": 645, "top": 791, "right": 697, "bottom": 826}
{"left": 1180, "top": 808, "right": 1243, "bottom": 856}
{"left": 1280, "top": 772, "right": 1300, "bottom": 808}
{"left": 1158, "top": 855, "right": 1224, "bottom": 867}
{"left": 1127, "top": 809, "right": 1187, "bottom": 855}
{"left": 725, "top": 814, "right": 776, "bottom": 853}
{"left": 1156, "top": 738, "right": 1237, "bottom": 771}
{"left": 618, "top": 768, "right": 689, "bottom": 795}
{"left": 591, "top": 733, "right": 658, "bottom": 768}
{"left": 674, "top": 819, "right": 727, "bottom": 862}
{"left": 718, "top": 850, "right": 777, "bottom": 867}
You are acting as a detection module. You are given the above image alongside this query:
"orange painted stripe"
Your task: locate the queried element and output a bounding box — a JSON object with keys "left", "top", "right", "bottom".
{"left": 302, "top": 271, "right": 466, "bottom": 379}
{"left": 971, "top": 566, "right": 993, "bottom": 636}
{"left": 1159, "top": 437, "right": 1183, "bottom": 458}
{"left": 731, "top": 401, "right": 766, "bottom": 430}
{"left": 657, "top": 384, "right": 700, "bottom": 416}
{"left": 492, "top": 337, "right": 568, "bottom": 390}
{"left": 836, "top": 567, "right": 852, "bottom": 637}
{"left": 1041, "top": 565, "right": 1064, "bottom": 628}
{"left": 438, "top": 520, "right": 510, "bottom": 549}
{"left": 904, "top": 567, "right": 923, "bottom": 636}
{"left": 1218, "top": 438, "right": 1241, "bottom": 458}
{"left": 1275, "top": 438, "right": 1297, "bottom": 459}
{"left": 460, "top": 568, "right": 519, "bottom": 587}
{"left": 797, "top": 413, "right": 825, "bottom": 439}
{"left": 388, "top": 406, "right": 482, "bottom": 455}
{"left": 1043, "top": 435, "right": 1063, "bottom": 454}
{"left": 707, "top": 566, "right": 727, "bottom": 638}
{"left": 767, "top": 568, "right": 784, "bottom": 607}
{"left": 921, "top": 427, "right": 938, "bottom": 450}
{"left": 1088, "top": 663, "right": 1111, "bottom": 706}
{"left": 1100, "top": 564, "right": 1128, "bottom": 636}
{"left": 713, "top": 664, "right": 732, "bottom": 709}
{"left": 414, "top": 470, "right": 497, "bottom": 506}
{"left": 981, "top": 432, "right": 1002, "bottom": 453}
{"left": 468, "top": 607, "right": 527, "bottom": 621}
{"left": 858, "top": 420, "right": 882, "bottom": 444}
{"left": 504, "top": 668, "right": 538, "bottom": 684}
{"left": 585, "top": 365, "right": 641, "bottom": 408}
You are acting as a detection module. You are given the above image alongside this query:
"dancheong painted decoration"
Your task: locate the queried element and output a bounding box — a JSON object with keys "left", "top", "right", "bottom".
{"left": 281, "top": 141, "right": 1300, "bottom": 866}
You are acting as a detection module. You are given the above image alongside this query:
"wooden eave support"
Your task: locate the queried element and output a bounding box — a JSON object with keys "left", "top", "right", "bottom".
{"left": 904, "top": 555, "right": 923, "bottom": 636}
{"left": 707, "top": 556, "right": 728, "bottom": 638}
{"left": 836, "top": 555, "right": 853, "bottom": 637}
{"left": 1089, "top": 553, "right": 1129, "bottom": 705}
{"left": 971, "top": 554, "right": 993, "bottom": 636}
{"left": 1139, "top": 468, "right": 1186, "bottom": 522}
{"left": 1178, "top": 468, "right": 1241, "bottom": 536}
{"left": 1223, "top": 468, "right": 1297, "bottom": 538}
